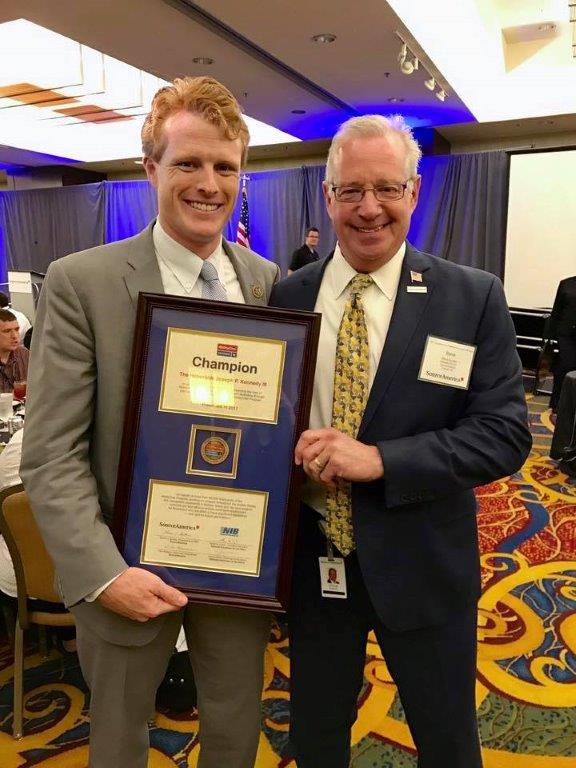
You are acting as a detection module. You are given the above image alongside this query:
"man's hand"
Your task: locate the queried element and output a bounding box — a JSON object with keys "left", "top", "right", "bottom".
{"left": 97, "top": 567, "right": 188, "bottom": 622}
{"left": 295, "top": 427, "right": 384, "bottom": 487}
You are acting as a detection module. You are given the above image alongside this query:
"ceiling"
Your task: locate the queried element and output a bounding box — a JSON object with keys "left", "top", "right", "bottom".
{"left": 0, "top": 0, "right": 574, "bottom": 172}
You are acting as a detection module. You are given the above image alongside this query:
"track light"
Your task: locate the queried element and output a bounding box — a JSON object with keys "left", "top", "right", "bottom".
{"left": 395, "top": 34, "right": 448, "bottom": 100}
{"left": 398, "top": 43, "right": 418, "bottom": 75}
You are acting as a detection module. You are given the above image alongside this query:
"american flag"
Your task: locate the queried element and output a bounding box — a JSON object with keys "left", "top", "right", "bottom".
{"left": 236, "top": 186, "right": 250, "bottom": 248}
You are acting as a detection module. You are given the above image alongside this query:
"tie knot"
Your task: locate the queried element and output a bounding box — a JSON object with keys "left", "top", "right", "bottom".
{"left": 200, "top": 260, "right": 219, "bottom": 283}
{"left": 348, "top": 273, "right": 373, "bottom": 297}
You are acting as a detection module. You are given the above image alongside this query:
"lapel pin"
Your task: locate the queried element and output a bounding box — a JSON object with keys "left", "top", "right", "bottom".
{"left": 410, "top": 270, "right": 423, "bottom": 283}
{"left": 251, "top": 284, "right": 264, "bottom": 299}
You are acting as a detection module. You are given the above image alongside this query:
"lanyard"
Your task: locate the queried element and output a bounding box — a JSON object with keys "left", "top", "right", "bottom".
{"left": 317, "top": 519, "right": 335, "bottom": 561}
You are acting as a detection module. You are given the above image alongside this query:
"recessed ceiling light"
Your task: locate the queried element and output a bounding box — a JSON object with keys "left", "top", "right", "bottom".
{"left": 192, "top": 56, "right": 214, "bottom": 65}
{"left": 538, "top": 23, "right": 555, "bottom": 32}
{"left": 387, "top": 97, "right": 404, "bottom": 103}
{"left": 311, "top": 33, "right": 336, "bottom": 44}
{"left": 291, "top": 109, "right": 306, "bottom": 114}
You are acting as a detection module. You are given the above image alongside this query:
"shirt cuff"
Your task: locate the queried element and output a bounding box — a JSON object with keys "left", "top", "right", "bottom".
{"left": 84, "top": 569, "right": 127, "bottom": 602}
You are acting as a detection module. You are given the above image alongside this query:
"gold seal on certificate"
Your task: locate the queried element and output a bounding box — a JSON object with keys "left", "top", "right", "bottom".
{"left": 200, "top": 436, "right": 230, "bottom": 465}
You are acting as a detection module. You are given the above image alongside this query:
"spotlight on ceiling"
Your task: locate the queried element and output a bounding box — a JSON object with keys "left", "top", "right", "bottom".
{"left": 312, "top": 33, "right": 336, "bottom": 43}
{"left": 398, "top": 43, "right": 418, "bottom": 75}
{"left": 436, "top": 88, "right": 446, "bottom": 102}
{"left": 424, "top": 76, "right": 436, "bottom": 91}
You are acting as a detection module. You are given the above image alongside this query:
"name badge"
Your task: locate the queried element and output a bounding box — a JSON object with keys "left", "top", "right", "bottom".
{"left": 319, "top": 557, "right": 347, "bottom": 599}
{"left": 418, "top": 335, "right": 476, "bottom": 390}
{"left": 407, "top": 286, "right": 427, "bottom": 293}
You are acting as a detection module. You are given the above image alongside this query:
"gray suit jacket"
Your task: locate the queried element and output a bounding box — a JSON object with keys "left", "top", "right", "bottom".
{"left": 20, "top": 222, "right": 279, "bottom": 642}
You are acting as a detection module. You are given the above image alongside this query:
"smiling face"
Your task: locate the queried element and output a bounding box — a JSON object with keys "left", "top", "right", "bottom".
{"left": 144, "top": 111, "right": 242, "bottom": 258}
{"left": 324, "top": 134, "right": 420, "bottom": 273}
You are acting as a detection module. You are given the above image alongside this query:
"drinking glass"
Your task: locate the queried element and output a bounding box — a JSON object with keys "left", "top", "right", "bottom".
{"left": 13, "top": 380, "right": 26, "bottom": 403}
{"left": 0, "top": 393, "right": 13, "bottom": 421}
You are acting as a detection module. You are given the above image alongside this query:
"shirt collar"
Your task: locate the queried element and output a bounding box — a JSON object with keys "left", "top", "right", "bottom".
{"left": 153, "top": 219, "right": 225, "bottom": 291}
{"left": 330, "top": 242, "right": 406, "bottom": 301}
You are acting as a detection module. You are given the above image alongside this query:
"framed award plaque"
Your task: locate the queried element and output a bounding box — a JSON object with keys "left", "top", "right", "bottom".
{"left": 112, "top": 293, "right": 320, "bottom": 612}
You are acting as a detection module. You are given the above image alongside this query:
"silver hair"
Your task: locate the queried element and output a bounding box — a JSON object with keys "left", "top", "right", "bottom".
{"left": 325, "top": 114, "right": 422, "bottom": 184}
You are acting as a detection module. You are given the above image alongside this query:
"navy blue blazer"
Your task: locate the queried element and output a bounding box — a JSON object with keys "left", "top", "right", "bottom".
{"left": 270, "top": 243, "right": 532, "bottom": 631}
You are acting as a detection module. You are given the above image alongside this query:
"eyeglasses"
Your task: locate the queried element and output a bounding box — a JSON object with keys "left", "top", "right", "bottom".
{"left": 331, "top": 181, "right": 411, "bottom": 203}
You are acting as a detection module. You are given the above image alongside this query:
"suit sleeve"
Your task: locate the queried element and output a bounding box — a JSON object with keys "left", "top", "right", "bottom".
{"left": 20, "top": 260, "right": 127, "bottom": 606}
{"left": 548, "top": 280, "right": 565, "bottom": 338}
{"left": 378, "top": 276, "right": 532, "bottom": 508}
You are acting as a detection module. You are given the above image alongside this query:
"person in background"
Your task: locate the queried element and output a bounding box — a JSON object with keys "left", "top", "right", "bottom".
{"left": 288, "top": 227, "right": 320, "bottom": 275}
{"left": 549, "top": 275, "right": 576, "bottom": 414}
{"left": 0, "top": 292, "right": 31, "bottom": 343}
{"left": 0, "top": 309, "right": 29, "bottom": 393}
{"left": 270, "top": 114, "right": 531, "bottom": 768}
{"left": 21, "top": 76, "right": 279, "bottom": 768}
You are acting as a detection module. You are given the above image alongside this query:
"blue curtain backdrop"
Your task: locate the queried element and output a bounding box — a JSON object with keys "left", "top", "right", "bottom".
{"left": 0, "top": 151, "right": 509, "bottom": 280}
{"left": 105, "top": 180, "right": 158, "bottom": 243}
{"left": 0, "top": 183, "right": 105, "bottom": 273}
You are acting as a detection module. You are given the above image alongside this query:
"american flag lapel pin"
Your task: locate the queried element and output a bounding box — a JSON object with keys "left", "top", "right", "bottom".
{"left": 407, "top": 270, "right": 427, "bottom": 293}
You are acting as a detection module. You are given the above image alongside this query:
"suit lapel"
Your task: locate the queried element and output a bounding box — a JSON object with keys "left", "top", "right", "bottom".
{"left": 123, "top": 222, "right": 164, "bottom": 305}
{"left": 293, "top": 258, "right": 331, "bottom": 310}
{"left": 359, "top": 245, "right": 435, "bottom": 435}
{"left": 223, "top": 240, "right": 267, "bottom": 306}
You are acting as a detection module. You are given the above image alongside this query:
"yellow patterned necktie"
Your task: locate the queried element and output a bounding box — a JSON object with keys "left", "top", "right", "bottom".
{"left": 325, "top": 272, "right": 373, "bottom": 555}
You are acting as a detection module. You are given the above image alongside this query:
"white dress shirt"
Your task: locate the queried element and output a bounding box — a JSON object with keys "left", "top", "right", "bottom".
{"left": 153, "top": 220, "right": 245, "bottom": 304}
{"left": 303, "top": 242, "right": 405, "bottom": 514}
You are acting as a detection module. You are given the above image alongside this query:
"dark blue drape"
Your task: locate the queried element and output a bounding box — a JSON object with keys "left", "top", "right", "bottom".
{"left": 0, "top": 183, "right": 105, "bottom": 273}
{"left": 408, "top": 152, "right": 508, "bottom": 275}
{"left": 0, "top": 152, "right": 509, "bottom": 280}
{"left": 105, "top": 180, "right": 158, "bottom": 243}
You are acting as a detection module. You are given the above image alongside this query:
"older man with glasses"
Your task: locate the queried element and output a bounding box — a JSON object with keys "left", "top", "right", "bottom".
{"left": 270, "top": 114, "right": 531, "bottom": 768}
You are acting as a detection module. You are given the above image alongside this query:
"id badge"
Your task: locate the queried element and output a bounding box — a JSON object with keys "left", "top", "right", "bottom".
{"left": 418, "top": 335, "right": 476, "bottom": 390}
{"left": 319, "top": 557, "right": 347, "bottom": 599}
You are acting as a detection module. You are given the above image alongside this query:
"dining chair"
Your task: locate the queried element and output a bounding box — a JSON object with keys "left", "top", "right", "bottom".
{"left": 0, "top": 483, "right": 75, "bottom": 739}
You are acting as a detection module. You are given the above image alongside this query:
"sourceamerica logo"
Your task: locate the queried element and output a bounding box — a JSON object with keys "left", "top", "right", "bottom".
{"left": 217, "top": 343, "right": 238, "bottom": 357}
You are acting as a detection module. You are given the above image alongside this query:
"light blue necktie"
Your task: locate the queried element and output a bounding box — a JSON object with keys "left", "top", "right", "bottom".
{"left": 200, "top": 261, "right": 227, "bottom": 302}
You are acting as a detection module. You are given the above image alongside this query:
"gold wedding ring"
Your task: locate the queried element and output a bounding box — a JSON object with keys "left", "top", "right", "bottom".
{"left": 312, "top": 458, "right": 325, "bottom": 471}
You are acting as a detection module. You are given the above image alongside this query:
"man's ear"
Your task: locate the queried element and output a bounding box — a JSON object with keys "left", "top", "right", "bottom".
{"left": 410, "top": 175, "right": 422, "bottom": 211}
{"left": 323, "top": 181, "right": 334, "bottom": 219}
{"left": 143, "top": 156, "right": 158, "bottom": 188}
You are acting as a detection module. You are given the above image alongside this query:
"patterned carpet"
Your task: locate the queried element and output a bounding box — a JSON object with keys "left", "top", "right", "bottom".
{"left": 0, "top": 394, "right": 574, "bottom": 767}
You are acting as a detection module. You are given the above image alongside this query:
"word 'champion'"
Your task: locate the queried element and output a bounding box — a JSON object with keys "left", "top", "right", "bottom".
{"left": 191, "top": 356, "right": 258, "bottom": 375}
